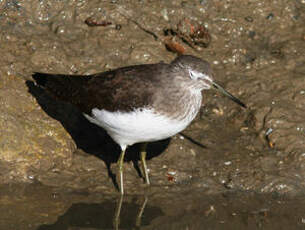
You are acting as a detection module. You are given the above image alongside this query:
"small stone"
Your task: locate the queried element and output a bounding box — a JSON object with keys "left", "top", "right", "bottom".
{"left": 248, "top": 31, "right": 256, "bottom": 39}
{"left": 244, "top": 16, "right": 253, "bottom": 22}
{"left": 266, "top": 13, "right": 274, "bottom": 20}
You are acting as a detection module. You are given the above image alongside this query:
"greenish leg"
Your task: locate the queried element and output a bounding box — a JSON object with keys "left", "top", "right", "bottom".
{"left": 140, "top": 143, "right": 150, "bottom": 185}
{"left": 117, "top": 148, "right": 126, "bottom": 194}
{"left": 135, "top": 196, "right": 148, "bottom": 227}
{"left": 113, "top": 195, "right": 123, "bottom": 230}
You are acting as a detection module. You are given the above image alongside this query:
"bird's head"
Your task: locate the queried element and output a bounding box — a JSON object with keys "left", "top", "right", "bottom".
{"left": 171, "top": 55, "right": 246, "bottom": 108}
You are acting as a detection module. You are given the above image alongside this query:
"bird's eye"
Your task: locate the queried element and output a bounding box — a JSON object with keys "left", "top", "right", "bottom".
{"left": 189, "top": 69, "right": 199, "bottom": 80}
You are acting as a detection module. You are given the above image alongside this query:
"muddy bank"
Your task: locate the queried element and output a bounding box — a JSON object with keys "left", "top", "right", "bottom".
{"left": 0, "top": 0, "right": 305, "bottom": 228}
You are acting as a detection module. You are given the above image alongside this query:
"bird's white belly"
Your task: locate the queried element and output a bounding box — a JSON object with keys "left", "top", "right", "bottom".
{"left": 84, "top": 108, "right": 195, "bottom": 149}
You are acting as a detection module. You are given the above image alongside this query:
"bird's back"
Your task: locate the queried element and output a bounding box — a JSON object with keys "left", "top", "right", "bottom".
{"left": 32, "top": 62, "right": 169, "bottom": 114}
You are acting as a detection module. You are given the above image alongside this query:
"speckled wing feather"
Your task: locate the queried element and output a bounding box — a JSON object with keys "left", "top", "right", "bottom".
{"left": 32, "top": 63, "right": 168, "bottom": 114}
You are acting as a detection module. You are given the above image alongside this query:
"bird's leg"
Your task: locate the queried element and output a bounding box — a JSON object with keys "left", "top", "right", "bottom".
{"left": 135, "top": 195, "right": 148, "bottom": 227}
{"left": 113, "top": 195, "right": 123, "bottom": 230}
{"left": 117, "top": 148, "right": 126, "bottom": 194}
{"left": 140, "top": 143, "right": 150, "bottom": 185}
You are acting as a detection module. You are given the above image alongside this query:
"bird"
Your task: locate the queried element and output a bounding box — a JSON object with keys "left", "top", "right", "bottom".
{"left": 32, "top": 55, "right": 246, "bottom": 194}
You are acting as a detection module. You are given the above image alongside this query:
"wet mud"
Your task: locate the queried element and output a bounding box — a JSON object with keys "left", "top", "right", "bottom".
{"left": 0, "top": 0, "right": 305, "bottom": 229}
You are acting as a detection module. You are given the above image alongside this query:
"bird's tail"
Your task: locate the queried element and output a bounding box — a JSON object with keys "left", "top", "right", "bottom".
{"left": 32, "top": 72, "right": 92, "bottom": 102}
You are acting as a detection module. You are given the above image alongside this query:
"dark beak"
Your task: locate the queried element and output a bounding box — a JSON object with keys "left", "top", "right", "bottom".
{"left": 211, "top": 82, "right": 247, "bottom": 108}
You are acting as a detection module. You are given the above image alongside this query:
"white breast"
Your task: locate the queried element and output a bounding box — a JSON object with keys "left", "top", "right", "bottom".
{"left": 84, "top": 107, "right": 197, "bottom": 150}
{"left": 84, "top": 89, "right": 202, "bottom": 150}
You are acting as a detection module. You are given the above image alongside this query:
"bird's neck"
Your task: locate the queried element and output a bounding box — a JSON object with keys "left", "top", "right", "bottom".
{"left": 178, "top": 88, "right": 202, "bottom": 122}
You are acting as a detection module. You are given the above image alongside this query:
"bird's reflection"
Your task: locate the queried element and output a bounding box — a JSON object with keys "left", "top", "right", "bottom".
{"left": 38, "top": 195, "right": 162, "bottom": 230}
{"left": 113, "top": 195, "right": 149, "bottom": 230}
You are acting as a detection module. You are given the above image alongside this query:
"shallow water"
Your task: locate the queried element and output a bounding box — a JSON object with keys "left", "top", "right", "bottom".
{"left": 1, "top": 183, "right": 305, "bottom": 230}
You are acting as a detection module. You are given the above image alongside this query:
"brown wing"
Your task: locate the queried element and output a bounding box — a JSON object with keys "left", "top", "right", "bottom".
{"left": 33, "top": 62, "right": 169, "bottom": 114}
{"left": 82, "top": 63, "right": 168, "bottom": 113}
